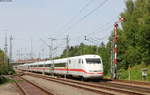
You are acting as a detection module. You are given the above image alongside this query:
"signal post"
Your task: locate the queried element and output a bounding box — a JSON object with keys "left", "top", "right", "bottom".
{"left": 112, "top": 17, "right": 124, "bottom": 79}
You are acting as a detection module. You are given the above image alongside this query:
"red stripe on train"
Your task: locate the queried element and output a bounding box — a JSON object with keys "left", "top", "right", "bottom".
{"left": 30, "top": 68, "right": 103, "bottom": 74}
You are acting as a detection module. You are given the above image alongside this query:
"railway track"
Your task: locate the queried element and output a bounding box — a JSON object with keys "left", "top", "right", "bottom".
{"left": 25, "top": 73, "right": 147, "bottom": 95}
{"left": 93, "top": 81, "right": 150, "bottom": 95}
{"left": 11, "top": 75, "right": 54, "bottom": 95}
{"left": 68, "top": 77, "right": 150, "bottom": 94}
{"left": 24, "top": 74, "right": 113, "bottom": 95}
{"left": 112, "top": 79, "right": 150, "bottom": 87}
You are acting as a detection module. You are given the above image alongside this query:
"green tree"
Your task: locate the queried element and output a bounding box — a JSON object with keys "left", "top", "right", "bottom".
{"left": 0, "top": 50, "right": 15, "bottom": 75}
{"left": 114, "top": 0, "right": 150, "bottom": 69}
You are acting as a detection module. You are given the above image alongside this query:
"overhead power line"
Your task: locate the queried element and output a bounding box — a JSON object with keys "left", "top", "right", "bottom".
{"left": 65, "top": 0, "right": 109, "bottom": 32}
{"left": 79, "top": 0, "right": 93, "bottom": 13}
{"left": 88, "top": 23, "right": 113, "bottom": 37}
{"left": 58, "top": 0, "right": 94, "bottom": 33}
{"left": 84, "top": 16, "right": 118, "bottom": 38}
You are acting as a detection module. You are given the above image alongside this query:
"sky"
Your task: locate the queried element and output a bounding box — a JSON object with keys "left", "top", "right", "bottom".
{"left": 0, "top": 0, "right": 126, "bottom": 60}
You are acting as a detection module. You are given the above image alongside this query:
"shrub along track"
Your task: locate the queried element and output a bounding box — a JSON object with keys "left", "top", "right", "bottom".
{"left": 24, "top": 72, "right": 146, "bottom": 95}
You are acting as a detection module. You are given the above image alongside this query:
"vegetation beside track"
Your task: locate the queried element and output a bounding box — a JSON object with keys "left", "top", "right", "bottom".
{"left": 118, "top": 64, "right": 150, "bottom": 81}
{"left": 0, "top": 50, "right": 15, "bottom": 84}
{"left": 0, "top": 77, "right": 16, "bottom": 85}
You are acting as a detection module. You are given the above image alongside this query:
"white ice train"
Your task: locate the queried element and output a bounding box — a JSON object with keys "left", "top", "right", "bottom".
{"left": 17, "top": 55, "right": 103, "bottom": 79}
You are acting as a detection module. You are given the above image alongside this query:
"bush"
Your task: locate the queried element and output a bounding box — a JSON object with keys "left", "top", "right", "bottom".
{"left": 0, "top": 63, "right": 15, "bottom": 75}
{"left": 0, "top": 76, "right": 8, "bottom": 84}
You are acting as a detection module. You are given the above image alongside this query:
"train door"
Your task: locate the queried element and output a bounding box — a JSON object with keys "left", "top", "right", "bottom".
{"left": 67, "top": 58, "right": 75, "bottom": 75}
{"left": 79, "top": 58, "right": 84, "bottom": 76}
{"left": 66, "top": 60, "right": 69, "bottom": 75}
{"left": 78, "top": 58, "right": 84, "bottom": 69}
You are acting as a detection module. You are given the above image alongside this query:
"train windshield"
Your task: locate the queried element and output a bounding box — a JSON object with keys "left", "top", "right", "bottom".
{"left": 86, "top": 58, "right": 101, "bottom": 64}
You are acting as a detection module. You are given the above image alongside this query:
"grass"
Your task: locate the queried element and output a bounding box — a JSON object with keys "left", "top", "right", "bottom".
{"left": 118, "top": 64, "right": 150, "bottom": 81}
{"left": 104, "top": 64, "right": 150, "bottom": 82}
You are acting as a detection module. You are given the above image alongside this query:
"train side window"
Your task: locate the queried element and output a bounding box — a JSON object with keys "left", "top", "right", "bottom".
{"left": 38, "top": 65, "right": 43, "bottom": 67}
{"left": 49, "top": 64, "right": 52, "bottom": 67}
{"left": 81, "top": 59, "right": 83, "bottom": 64}
{"left": 55, "top": 63, "right": 66, "bottom": 67}
{"left": 68, "top": 60, "right": 71, "bottom": 64}
{"left": 45, "top": 64, "right": 51, "bottom": 67}
{"left": 48, "top": 64, "right": 51, "bottom": 67}
{"left": 78, "top": 59, "right": 81, "bottom": 64}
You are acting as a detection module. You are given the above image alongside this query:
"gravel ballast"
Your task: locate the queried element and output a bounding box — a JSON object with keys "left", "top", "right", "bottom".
{"left": 23, "top": 75, "right": 101, "bottom": 95}
{"left": 0, "top": 83, "right": 20, "bottom": 95}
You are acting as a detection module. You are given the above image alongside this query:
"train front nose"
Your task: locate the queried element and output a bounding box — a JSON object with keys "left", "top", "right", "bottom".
{"left": 84, "top": 57, "right": 103, "bottom": 79}
{"left": 84, "top": 72, "right": 103, "bottom": 79}
{"left": 84, "top": 69, "right": 103, "bottom": 79}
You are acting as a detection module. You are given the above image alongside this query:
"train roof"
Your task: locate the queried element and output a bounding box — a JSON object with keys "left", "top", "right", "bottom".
{"left": 18, "top": 54, "right": 100, "bottom": 66}
{"left": 65, "top": 54, "right": 100, "bottom": 59}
